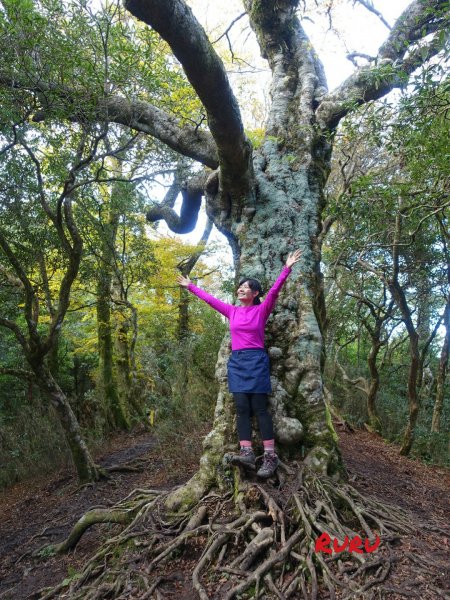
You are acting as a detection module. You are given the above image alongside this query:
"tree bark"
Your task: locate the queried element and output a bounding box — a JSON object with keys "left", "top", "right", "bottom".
{"left": 367, "top": 339, "right": 382, "bottom": 433}
{"left": 112, "top": 291, "right": 145, "bottom": 418}
{"left": 35, "top": 365, "right": 101, "bottom": 484}
{"left": 166, "top": 159, "right": 341, "bottom": 511}
{"left": 431, "top": 303, "right": 449, "bottom": 432}
{"left": 114, "top": 311, "right": 133, "bottom": 410}
{"left": 118, "top": 0, "right": 448, "bottom": 506}
{"left": 96, "top": 192, "right": 129, "bottom": 430}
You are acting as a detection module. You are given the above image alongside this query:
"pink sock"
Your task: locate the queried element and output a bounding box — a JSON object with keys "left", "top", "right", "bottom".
{"left": 240, "top": 440, "right": 252, "bottom": 448}
{"left": 263, "top": 439, "right": 275, "bottom": 453}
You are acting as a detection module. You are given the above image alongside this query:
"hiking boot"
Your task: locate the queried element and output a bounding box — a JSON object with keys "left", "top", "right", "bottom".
{"left": 257, "top": 452, "right": 279, "bottom": 478}
{"left": 230, "top": 447, "right": 256, "bottom": 469}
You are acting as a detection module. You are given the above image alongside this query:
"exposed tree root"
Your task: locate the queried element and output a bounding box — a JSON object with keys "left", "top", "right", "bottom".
{"left": 38, "top": 467, "right": 447, "bottom": 600}
{"left": 104, "top": 457, "right": 152, "bottom": 473}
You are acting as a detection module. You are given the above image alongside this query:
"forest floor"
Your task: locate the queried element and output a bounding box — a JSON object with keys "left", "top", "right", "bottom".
{"left": 0, "top": 425, "right": 448, "bottom": 600}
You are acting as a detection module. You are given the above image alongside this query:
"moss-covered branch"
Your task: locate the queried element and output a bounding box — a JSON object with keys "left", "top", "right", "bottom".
{"left": 125, "top": 0, "right": 253, "bottom": 212}
{"left": 316, "top": 0, "right": 449, "bottom": 130}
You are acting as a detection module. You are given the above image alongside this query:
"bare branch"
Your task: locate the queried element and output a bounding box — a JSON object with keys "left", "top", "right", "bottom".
{"left": 317, "top": 0, "right": 449, "bottom": 129}
{"left": 212, "top": 12, "right": 247, "bottom": 44}
{"left": 353, "top": 0, "right": 392, "bottom": 30}
{"left": 317, "top": 216, "right": 335, "bottom": 246}
{"left": 346, "top": 52, "right": 376, "bottom": 67}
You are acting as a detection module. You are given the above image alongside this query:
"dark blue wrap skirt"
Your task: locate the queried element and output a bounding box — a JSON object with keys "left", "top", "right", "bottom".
{"left": 227, "top": 349, "right": 271, "bottom": 393}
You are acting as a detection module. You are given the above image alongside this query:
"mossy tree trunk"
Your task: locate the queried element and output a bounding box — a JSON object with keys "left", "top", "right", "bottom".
{"left": 432, "top": 223, "right": 450, "bottom": 433}
{"left": 431, "top": 304, "right": 449, "bottom": 433}
{"left": 122, "top": 0, "right": 447, "bottom": 507}
{"left": 364, "top": 302, "right": 394, "bottom": 433}
{"left": 112, "top": 287, "right": 144, "bottom": 418}
{"left": 35, "top": 364, "right": 100, "bottom": 483}
{"left": 366, "top": 339, "right": 383, "bottom": 433}
{"left": 96, "top": 187, "right": 130, "bottom": 430}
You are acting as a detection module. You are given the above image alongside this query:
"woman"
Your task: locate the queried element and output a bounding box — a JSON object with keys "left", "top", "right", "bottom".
{"left": 177, "top": 249, "right": 301, "bottom": 478}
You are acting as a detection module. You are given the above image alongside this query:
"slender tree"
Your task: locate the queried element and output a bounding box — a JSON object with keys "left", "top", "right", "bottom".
{"left": 432, "top": 217, "right": 450, "bottom": 432}
{"left": 0, "top": 125, "right": 103, "bottom": 483}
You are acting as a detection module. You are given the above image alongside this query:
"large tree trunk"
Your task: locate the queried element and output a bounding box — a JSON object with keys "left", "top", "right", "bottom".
{"left": 16, "top": 2, "right": 449, "bottom": 596}
{"left": 122, "top": 0, "right": 447, "bottom": 508}
{"left": 390, "top": 268, "right": 421, "bottom": 456}
{"left": 167, "top": 153, "right": 340, "bottom": 511}
{"left": 97, "top": 269, "right": 129, "bottom": 429}
{"left": 114, "top": 312, "right": 133, "bottom": 409}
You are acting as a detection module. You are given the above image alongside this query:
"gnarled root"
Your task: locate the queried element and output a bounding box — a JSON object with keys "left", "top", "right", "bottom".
{"left": 38, "top": 467, "right": 447, "bottom": 600}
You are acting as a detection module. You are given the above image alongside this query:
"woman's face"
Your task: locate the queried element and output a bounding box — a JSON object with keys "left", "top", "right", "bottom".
{"left": 237, "top": 281, "right": 259, "bottom": 305}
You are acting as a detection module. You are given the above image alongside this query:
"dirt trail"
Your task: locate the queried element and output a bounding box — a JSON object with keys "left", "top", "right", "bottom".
{"left": 0, "top": 427, "right": 448, "bottom": 599}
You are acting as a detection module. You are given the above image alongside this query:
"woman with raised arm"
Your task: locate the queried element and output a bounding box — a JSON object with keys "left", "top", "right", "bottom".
{"left": 177, "top": 249, "right": 301, "bottom": 478}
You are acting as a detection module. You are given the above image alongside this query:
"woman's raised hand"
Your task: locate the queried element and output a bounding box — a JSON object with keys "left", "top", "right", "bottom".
{"left": 285, "top": 249, "right": 301, "bottom": 268}
{"left": 177, "top": 274, "right": 191, "bottom": 288}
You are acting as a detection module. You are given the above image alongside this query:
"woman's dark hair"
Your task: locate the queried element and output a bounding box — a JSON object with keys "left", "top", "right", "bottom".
{"left": 238, "top": 278, "right": 263, "bottom": 305}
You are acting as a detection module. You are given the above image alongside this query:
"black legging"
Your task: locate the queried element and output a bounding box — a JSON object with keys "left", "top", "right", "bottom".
{"left": 233, "top": 393, "right": 274, "bottom": 441}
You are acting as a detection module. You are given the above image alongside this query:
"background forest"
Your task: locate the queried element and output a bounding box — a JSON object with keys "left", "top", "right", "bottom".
{"left": 0, "top": 0, "right": 448, "bottom": 492}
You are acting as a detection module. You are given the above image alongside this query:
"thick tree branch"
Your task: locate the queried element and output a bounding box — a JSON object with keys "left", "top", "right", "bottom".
{"left": 378, "top": 0, "right": 447, "bottom": 60}
{"left": 316, "top": 0, "right": 449, "bottom": 129}
{"left": 0, "top": 74, "right": 219, "bottom": 168}
{"left": 212, "top": 12, "right": 247, "bottom": 45}
{"left": 244, "top": 0, "right": 328, "bottom": 141}
{"left": 100, "top": 97, "right": 219, "bottom": 169}
{"left": 335, "top": 356, "right": 369, "bottom": 396}
{"left": 0, "top": 264, "right": 24, "bottom": 288}
{"left": 124, "top": 0, "right": 252, "bottom": 206}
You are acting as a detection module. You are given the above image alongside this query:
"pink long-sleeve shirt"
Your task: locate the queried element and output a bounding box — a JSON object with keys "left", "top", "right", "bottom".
{"left": 187, "top": 267, "right": 292, "bottom": 351}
